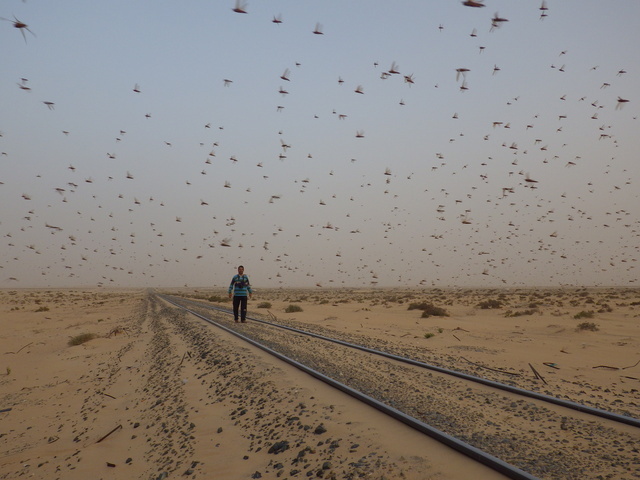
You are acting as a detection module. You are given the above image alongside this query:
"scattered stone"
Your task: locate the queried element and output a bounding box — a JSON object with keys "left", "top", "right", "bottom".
{"left": 268, "top": 440, "right": 290, "bottom": 454}
{"left": 314, "top": 424, "right": 327, "bottom": 435}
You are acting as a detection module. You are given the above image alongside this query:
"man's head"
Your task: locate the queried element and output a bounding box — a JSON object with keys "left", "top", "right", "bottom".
{"left": 237, "top": 265, "right": 244, "bottom": 274}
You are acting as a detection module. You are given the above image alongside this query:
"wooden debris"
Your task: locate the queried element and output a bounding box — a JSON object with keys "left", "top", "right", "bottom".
{"left": 593, "top": 360, "right": 639, "bottom": 371}
{"left": 5, "top": 342, "right": 33, "bottom": 354}
{"left": 178, "top": 351, "right": 191, "bottom": 367}
{"left": 529, "top": 363, "right": 547, "bottom": 384}
{"left": 108, "top": 326, "right": 129, "bottom": 337}
{"left": 460, "top": 356, "right": 521, "bottom": 376}
{"left": 96, "top": 424, "right": 122, "bottom": 443}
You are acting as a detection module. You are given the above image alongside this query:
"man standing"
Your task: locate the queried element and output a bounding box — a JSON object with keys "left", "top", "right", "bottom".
{"left": 228, "top": 265, "right": 252, "bottom": 323}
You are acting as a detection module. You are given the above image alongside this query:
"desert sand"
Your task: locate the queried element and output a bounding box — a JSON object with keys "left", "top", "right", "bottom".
{"left": 1, "top": 287, "right": 639, "bottom": 479}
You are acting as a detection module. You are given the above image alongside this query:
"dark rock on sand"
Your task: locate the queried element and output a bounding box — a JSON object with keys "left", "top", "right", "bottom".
{"left": 268, "top": 440, "right": 290, "bottom": 454}
{"left": 314, "top": 424, "right": 327, "bottom": 434}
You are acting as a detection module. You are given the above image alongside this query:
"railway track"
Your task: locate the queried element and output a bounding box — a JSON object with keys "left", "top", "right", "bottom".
{"left": 158, "top": 293, "right": 640, "bottom": 480}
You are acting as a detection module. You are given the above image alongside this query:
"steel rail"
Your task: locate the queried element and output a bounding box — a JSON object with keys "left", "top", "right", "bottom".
{"left": 160, "top": 294, "right": 640, "bottom": 429}
{"left": 160, "top": 294, "right": 539, "bottom": 480}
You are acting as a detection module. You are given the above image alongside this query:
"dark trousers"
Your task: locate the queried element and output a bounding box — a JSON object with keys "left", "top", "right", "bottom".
{"left": 233, "top": 295, "right": 248, "bottom": 322}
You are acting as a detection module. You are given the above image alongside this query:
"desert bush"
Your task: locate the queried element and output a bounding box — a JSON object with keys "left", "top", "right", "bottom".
{"left": 424, "top": 333, "right": 435, "bottom": 339}
{"left": 68, "top": 333, "right": 98, "bottom": 346}
{"left": 208, "top": 295, "right": 228, "bottom": 303}
{"left": 477, "top": 299, "right": 503, "bottom": 309}
{"left": 597, "top": 304, "right": 613, "bottom": 313}
{"left": 408, "top": 302, "right": 430, "bottom": 311}
{"left": 420, "top": 304, "right": 449, "bottom": 318}
{"left": 407, "top": 302, "right": 449, "bottom": 318}
{"left": 504, "top": 309, "right": 538, "bottom": 318}
{"left": 285, "top": 304, "right": 303, "bottom": 313}
{"left": 257, "top": 302, "right": 272, "bottom": 309}
{"left": 574, "top": 310, "right": 594, "bottom": 320}
{"left": 34, "top": 306, "right": 49, "bottom": 312}
{"left": 576, "top": 322, "right": 599, "bottom": 332}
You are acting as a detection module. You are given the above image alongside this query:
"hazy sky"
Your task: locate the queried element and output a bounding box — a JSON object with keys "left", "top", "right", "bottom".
{"left": 1, "top": 0, "right": 639, "bottom": 289}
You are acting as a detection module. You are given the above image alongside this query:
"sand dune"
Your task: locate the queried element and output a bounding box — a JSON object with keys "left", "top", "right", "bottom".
{"left": 1, "top": 287, "right": 638, "bottom": 479}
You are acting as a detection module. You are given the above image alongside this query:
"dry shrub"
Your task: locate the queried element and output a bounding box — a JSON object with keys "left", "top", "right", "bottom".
{"left": 68, "top": 333, "right": 98, "bottom": 346}
{"left": 419, "top": 304, "right": 449, "bottom": 318}
{"left": 477, "top": 299, "right": 503, "bottom": 309}
{"left": 576, "top": 322, "right": 599, "bottom": 332}
{"left": 504, "top": 309, "right": 538, "bottom": 318}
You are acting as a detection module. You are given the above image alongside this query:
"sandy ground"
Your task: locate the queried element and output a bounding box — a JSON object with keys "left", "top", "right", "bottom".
{"left": 1, "top": 287, "right": 639, "bottom": 479}
{"left": 238, "top": 288, "right": 640, "bottom": 392}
